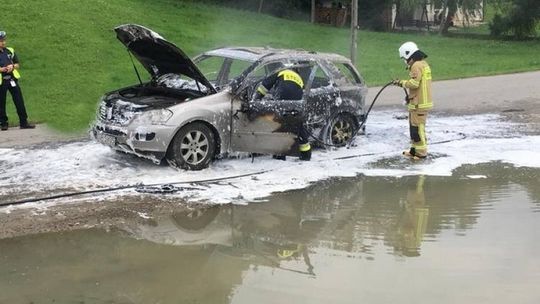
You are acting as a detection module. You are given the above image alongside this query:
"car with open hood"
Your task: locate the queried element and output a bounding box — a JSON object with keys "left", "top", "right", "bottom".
{"left": 92, "top": 24, "right": 368, "bottom": 170}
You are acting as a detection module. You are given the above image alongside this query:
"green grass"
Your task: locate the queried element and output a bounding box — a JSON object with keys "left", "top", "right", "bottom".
{"left": 2, "top": 0, "right": 540, "bottom": 131}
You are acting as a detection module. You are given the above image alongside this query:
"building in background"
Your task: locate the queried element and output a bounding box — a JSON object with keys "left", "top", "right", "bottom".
{"left": 312, "top": 1, "right": 484, "bottom": 31}
{"left": 391, "top": 1, "right": 484, "bottom": 30}
{"left": 313, "top": 1, "right": 349, "bottom": 27}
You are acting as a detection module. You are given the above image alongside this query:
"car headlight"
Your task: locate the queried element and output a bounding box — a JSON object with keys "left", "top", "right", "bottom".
{"left": 137, "top": 109, "right": 173, "bottom": 125}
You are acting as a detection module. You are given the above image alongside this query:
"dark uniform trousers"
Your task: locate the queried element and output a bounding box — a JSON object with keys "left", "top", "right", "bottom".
{"left": 0, "top": 78, "right": 28, "bottom": 126}
{"left": 297, "top": 124, "right": 310, "bottom": 146}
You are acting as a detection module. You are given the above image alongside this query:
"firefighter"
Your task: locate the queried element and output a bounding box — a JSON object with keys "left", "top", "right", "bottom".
{"left": 0, "top": 31, "right": 34, "bottom": 130}
{"left": 395, "top": 175, "right": 429, "bottom": 257}
{"left": 393, "top": 42, "right": 432, "bottom": 159}
{"left": 254, "top": 67, "right": 311, "bottom": 161}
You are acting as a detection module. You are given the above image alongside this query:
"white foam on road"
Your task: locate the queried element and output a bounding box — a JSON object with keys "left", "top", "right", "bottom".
{"left": 1, "top": 111, "right": 539, "bottom": 208}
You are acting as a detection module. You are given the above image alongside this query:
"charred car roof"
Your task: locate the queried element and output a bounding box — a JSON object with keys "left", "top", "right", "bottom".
{"left": 202, "top": 47, "right": 353, "bottom": 63}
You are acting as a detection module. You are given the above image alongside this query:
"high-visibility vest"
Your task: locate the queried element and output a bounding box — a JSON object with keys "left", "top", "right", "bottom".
{"left": 0, "top": 47, "right": 21, "bottom": 85}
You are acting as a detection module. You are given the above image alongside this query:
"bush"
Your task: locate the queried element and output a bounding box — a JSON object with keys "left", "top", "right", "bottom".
{"left": 489, "top": 0, "right": 539, "bottom": 39}
{"left": 489, "top": 14, "right": 509, "bottom": 37}
{"left": 358, "top": 0, "right": 393, "bottom": 31}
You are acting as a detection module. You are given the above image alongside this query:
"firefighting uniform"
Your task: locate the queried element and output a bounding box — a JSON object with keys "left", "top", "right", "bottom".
{"left": 255, "top": 69, "right": 311, "bottom": 155}
{"left": 399, "top": 60, "right": 433, "bottom": 158}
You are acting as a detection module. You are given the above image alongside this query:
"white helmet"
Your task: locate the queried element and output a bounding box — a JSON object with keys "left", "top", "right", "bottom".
{"left": 399, "top": 41, "right": 419, "bottom": 60}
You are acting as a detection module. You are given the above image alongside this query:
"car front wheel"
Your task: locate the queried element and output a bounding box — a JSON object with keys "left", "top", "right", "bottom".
{"left": 326, "top": 114, "right": 357, "bottom": 146}
{"left": 167, "top": 122, "right": 216, "bottom": 170}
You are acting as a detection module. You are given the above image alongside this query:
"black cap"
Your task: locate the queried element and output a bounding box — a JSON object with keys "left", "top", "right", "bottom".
{"left": 0, "top": 31, "right": 6, "bottom": 40}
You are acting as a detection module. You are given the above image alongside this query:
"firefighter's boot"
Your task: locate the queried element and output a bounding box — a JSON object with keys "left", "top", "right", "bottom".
{"left": 403, "top": 148, "right": 427, "bottom": 160}
{"left": 299, "top": 143, "right": 311, "bottom": 161}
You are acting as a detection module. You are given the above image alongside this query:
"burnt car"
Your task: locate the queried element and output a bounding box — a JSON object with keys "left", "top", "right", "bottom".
{"left": 92, "top": 24, "right": 368, "bottom": 170}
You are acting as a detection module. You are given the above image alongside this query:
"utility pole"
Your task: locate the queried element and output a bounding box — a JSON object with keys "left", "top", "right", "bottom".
{"left": 311, "top": 0, "right": 316, "bottom": 23}
{"left": 350, "top": 0, "right": 358, "bottom": 66}
{"left": 258, "top": 0, "right": 264, "bottom": 14}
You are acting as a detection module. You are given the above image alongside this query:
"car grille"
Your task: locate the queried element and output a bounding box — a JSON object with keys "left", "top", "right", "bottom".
{"left": 99, "top": 102, "right": 110, "bottom": 121}
{"left": 98, "top": 100, "right": 139, "bottom": 126}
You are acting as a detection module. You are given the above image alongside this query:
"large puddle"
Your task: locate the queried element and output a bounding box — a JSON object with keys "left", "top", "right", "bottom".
{"left": 1, "top": 164, "right": 539, "bottom": 303}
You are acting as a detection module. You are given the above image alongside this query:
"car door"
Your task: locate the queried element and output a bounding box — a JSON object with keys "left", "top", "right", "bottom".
{"left": 230, "top": 62, "right": 308, "bottom": 155}
{"left": 324, "top": 61, "right": 367, "bottom": 118}
{"left": 304, "top": 63, "right": 339, "bottom": 128}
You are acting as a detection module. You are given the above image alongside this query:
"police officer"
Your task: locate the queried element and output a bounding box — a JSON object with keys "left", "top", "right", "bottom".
{"left": 0, "top": 31, "right": 34, "bottom": 130}
{"left": 393, "top": 42, "right": 432, "bottom": 159}
{"left": 254, "top": 67, "right": 311, "bottom": 161}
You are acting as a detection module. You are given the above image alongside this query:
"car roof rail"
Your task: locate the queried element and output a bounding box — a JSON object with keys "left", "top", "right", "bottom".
{"left": 230, "top": 47, "right": 261, "bottom": 54}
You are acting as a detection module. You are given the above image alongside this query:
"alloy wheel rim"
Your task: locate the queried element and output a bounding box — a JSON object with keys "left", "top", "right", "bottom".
{"left": 331, "top": 119, "right": 353, "bottom": 144}
{"left": 180, "top": 130, "right": 209, "bottom": 165}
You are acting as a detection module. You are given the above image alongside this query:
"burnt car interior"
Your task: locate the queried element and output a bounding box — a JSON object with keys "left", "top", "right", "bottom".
{"left": 233, "top": 61, "right": 322, "bottom": 124}
{"left": 235, "top": 61, "right": 318, "bottom": 101}
{"left": 310, "top": 68, "right": 331, "bottom": 88}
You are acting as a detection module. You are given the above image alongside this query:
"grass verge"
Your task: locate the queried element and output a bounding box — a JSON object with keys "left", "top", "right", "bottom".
{"left": 1, "top": 0, "right": 539, "bottom": 131}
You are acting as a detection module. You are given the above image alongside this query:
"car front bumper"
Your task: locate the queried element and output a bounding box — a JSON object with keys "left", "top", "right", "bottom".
{"left": 92, "top": 121, "right": 178, "bottom": 162}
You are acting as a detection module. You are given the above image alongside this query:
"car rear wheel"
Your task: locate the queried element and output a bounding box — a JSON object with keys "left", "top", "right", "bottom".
{"left": 327, "top": 114, "right": 357, "bottom": 146}
{"left": 167, "top": 122, "right": 216, "bottom": 170}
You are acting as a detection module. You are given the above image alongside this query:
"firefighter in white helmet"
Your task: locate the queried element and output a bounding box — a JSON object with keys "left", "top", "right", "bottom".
{"left": 393, "top": 42, "right": 432, "bottom": 160}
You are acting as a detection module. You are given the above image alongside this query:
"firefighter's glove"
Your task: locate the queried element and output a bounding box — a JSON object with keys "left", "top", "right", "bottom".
{"left": 392, "top": 79, "right": 402, "bottom": 87}
{"left": 402, "top": 98, "right": 409, "bottom": 106}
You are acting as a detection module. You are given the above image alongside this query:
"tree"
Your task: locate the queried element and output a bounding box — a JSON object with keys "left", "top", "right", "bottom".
{"left": 357, "top": 0, "right": 393, "bottom": 31}
{"left": 489, "top": 0, "right": 540, "bottom": 39}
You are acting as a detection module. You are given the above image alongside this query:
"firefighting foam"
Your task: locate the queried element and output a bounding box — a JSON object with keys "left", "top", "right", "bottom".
{"left": 1, "top": 110, "right": 539, "bottom": 209}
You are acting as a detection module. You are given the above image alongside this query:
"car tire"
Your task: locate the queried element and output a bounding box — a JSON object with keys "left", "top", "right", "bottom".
{"left": 167, "top": 122, "right": 216, "bottom": 170}
{"left": 326, "top": 114, "right": 358, "bottom": 146}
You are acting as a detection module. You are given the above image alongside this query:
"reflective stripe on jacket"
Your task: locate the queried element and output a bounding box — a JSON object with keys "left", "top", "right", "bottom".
{"left": 257, "top": 69, "right": 304, "bottom": 100}
{"left": 400, "top": 60, "right": 432, "bottom": 111}
{"left": 277, "top": 69, "right": 304, "bottom": 88}
{"left": 0, "top": 47, "right": 21, "bottom": 86}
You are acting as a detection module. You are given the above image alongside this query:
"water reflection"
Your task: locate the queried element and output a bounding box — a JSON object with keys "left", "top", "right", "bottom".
{"left": 392, "top": 175, "right": 429, "bottom": 257}
{"left": 2, "top": 169, "right": 540, "bottom": 303}
{"left": 119, "top": 174, "right": 499, "bottom": 264}
{"left": 119, "top": 175, "right": 492, "bottom": 263}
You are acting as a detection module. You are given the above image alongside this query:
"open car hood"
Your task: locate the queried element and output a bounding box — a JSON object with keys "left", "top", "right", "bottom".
{"left": 114, "top": 24, "right": 216, "bottom": 93}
